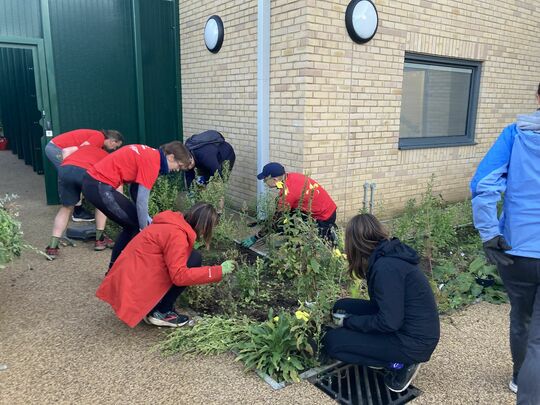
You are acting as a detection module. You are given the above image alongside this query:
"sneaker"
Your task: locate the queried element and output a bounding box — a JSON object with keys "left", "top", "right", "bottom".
{"left": 143, "top": 310, "right": 189, "bottom": 328}
{"left": 94, "top": 235, "right": 115, "bottom": 251}
{"left": 45, "top": 246, "right": 59, "bottom": 260}
{"left": 72, "top": 206, "right": 94, "bottom": 222}
{"left": 384, "top": 363, "right": 421, "bottom": 393}
{"left": 509, "top": 378, "right": 518, "bottom": 394}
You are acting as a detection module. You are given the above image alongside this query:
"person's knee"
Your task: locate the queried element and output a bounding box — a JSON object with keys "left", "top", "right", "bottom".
{"left": 187, "top": 250, "right": 202, "bottom": 267}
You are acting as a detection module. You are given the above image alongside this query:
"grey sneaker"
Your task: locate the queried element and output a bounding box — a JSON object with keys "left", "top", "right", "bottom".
{"left": 509, "top": 378, "right": 518, "bottom": 394}
{"left": 143, "top": 310, "right": 189, "bottom": 328}
{"left": 384, "top": 363, "right": 421, "bottom": 393}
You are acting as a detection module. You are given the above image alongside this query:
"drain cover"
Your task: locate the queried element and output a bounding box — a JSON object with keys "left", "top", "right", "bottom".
{"left": 310, "top": 363, "right": 420, "bottom": 405}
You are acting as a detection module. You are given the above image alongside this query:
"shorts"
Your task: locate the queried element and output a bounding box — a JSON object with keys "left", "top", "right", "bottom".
{"left": 58, "top": 165, "right": 87, "bottom": 206}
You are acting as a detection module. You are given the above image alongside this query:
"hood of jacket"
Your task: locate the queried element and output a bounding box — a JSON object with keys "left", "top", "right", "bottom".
{"left": 151, "top": 210, "right": 196, "bottom": 246}
{"left": 367, "top": 238, "right": 419, "bottom": 278}
{"left": 516, "top": 109, "right": 540, "bottom": 133}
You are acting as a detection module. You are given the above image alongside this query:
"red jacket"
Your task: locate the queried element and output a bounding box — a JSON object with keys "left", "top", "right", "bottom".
{"left": 96, "top": 211, "right": 223, "bottom": 327}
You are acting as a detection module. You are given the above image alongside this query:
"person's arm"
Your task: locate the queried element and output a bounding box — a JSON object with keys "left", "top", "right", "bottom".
{"left": 135, "top": 185, "right": 151, "bottom": 230}
{"left": 470, "top": 125, "right": 515, "bottom": 242}
{"left": 163, "top": 232, "right": 223, "bottom": 286}
{"left": 61, "top": 146, "right": 79, "bottom": 159}
{"left": 344, "top": 266, "right": 405, "bottom": 333}
{"left": 184, "top": 169, "right": 196, "bottom": 189}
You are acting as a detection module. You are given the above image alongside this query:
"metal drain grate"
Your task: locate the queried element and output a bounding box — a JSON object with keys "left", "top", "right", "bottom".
{"left": 310, "top": 363, "right": 421, "bottom": 405}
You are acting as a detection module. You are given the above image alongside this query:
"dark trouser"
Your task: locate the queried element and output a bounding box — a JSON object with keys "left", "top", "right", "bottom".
{"left": 322, "top": 298, "right": 419, "bottom": 367}
{"left": 151, "top": 251, "right": 202, "bottom": 313}
{"left": 498, "top": 255, "right": 540, "bottom": 405}
{"left": 82, "top": 175, "right": 139, "bottom": 269}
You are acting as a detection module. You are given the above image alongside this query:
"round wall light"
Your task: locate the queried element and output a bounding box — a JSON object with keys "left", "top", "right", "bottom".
{"left": 345, "top": 0, "right": 378, "bottom": 44}
{"left": 204, "top": 15, "right": 224, "bottom": 53}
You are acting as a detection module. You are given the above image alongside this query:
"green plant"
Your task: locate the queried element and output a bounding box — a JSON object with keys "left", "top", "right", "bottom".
{"left": 160, "top": 315, "right": 250, "bottom": 356}
{"left": 0, "top": 194, "right": 23, "bottom": 267}
{"left": 233, "top": 309, "right": 318, "bottom": 383}
{"left": 148, "top": 171, "right": 184, "bottom": 216}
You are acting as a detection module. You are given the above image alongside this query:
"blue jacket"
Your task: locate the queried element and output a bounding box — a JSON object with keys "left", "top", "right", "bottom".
{"left": 470, "top": 116, "right": 540, "bottom": 259}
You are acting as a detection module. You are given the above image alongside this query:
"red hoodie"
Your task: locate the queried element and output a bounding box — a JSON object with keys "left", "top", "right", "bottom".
{"left": 96, "top": 210, "right": 223, "bottom": 327}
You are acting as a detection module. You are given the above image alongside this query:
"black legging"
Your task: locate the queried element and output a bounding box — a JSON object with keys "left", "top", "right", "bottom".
{"left": 151, "top": 250, "right": 203, "bottom": 314}
{"left": 82, "top": 174, "right": 139, "bottom": 269}
{"left": 322, "top": 298, "right": 418, "bottom": 367}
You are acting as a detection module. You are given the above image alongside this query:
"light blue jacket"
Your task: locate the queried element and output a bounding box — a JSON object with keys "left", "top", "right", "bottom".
{"left": 470, "top": 112, "right": 540, "bottom": 259}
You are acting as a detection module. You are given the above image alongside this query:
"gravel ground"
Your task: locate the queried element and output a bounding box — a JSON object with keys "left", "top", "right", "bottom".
{"left": 0, "top": 152, "right": 516, "bottom": 404}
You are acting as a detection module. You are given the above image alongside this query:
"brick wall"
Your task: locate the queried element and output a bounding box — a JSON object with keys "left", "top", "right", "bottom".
{"left": 179, "top": 0, "right": 540, "bottom": 219}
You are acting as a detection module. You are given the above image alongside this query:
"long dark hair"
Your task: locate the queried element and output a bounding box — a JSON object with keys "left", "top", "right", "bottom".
{"left": 183, "top": 202, "right": 218, "bottom": 246}
{"left": 345, "top": 214, "right": 389, "bottom": 279}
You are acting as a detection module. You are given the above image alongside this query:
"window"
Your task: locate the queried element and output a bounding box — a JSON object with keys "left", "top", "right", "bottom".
{"left": 399, "top": 53, "right": 481, "bottom": 149}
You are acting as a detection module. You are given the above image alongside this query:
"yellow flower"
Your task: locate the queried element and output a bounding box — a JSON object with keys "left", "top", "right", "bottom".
{"left": 295, "top": 310, "right": 310, "bottom": 322}
{"left": 273, "top": 316, "right": 279, "bottom": 322}
{"left": 283, "top": 218, "right": 288, "bottom": 224}
{"left": 333, "top": 248, "right": 342, "bottom": 258}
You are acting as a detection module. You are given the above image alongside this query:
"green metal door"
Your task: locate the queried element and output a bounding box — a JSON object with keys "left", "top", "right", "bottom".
{"left": 138, "top": 0, "right": 181, "bottom": 147}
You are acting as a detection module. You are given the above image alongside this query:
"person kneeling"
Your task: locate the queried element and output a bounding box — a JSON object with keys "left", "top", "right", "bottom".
{"left": 96, "top": 203, "right": 235, "bottom": 328}
{"left": 322, "top": 214, "right": 440, "bottom": 393}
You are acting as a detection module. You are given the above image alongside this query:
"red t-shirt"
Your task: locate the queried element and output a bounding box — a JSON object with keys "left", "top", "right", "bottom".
{"left": 87, "top": 144, "right": 160, "bottom": 189}
{"left": 278, "top": 172, "right": 337, "bottom": 221}
{"left": 61, "top": 146, "right": 108, "bottom": 170}
{"left": 51, "top": 129, "right": 105, "bottom": 149}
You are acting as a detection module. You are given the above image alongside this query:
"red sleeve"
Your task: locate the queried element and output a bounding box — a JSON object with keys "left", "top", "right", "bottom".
{"left": 163, "top": 231, "right": 222, "bottom": 286}
{"left": 86, "top": 132, "right": 105, "bottom": 148}
{"left": 135, "top": 147, "right": 160, "bottom": 189}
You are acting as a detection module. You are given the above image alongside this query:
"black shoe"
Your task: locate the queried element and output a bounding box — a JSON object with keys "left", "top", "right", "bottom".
{"left": 72, "top": 206, "right": 94, "bottom": 222}
{"left": 384, "top": 363, "right": 421, "bottom": 393}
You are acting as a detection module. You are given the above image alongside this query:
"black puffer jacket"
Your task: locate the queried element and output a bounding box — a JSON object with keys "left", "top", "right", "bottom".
{"left": 344, "top": 238, "right": 440, "bottom": 360}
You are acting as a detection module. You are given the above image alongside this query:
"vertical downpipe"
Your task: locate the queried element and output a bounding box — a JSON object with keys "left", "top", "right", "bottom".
{"left": 363, "top": 181, "right": 370, "bottom": 212}
{"left": 369, "top": 182, "right": 377, "bottom": 214}
{"left": 257, "top": 0, "right": 271, "bottom": 217}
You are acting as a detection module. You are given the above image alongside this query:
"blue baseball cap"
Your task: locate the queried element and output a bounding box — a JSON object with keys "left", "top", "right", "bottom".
{"left": 256, "top": 162, "right": 285, "bottom": 180}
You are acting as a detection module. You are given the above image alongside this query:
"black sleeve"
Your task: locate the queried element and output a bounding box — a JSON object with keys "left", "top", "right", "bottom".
{"left": 344, "top": 263, "right": 405, "bottom": 333}
{"left": 185, "top": 169, "right": 195, "bottom": 189}
{"left": 198, "top": 149, "right": 222, "bottom": 179}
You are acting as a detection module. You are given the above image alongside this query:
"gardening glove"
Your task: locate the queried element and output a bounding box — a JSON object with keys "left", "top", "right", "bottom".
{"left": 221, "top": 260, "right": 236, "bottom": 274}
{"left": 483, "top": 235, "right": 514, "bottom": 267}
{"left": 241, "top": 235, "right": 258, "bottom": 248}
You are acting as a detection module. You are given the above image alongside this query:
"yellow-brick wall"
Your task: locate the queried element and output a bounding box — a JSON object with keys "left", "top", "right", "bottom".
{"left": 179, "top": 0, "right": 540, "bottom": 219}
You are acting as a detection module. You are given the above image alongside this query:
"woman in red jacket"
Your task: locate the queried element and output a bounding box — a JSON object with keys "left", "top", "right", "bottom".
{"left": 96, "top": 203, "right": 235, "bottom": 328}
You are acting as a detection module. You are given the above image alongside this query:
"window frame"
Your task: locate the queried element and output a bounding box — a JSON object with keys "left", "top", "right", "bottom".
{"left": 398, "top": 53, "right": 482, "bottom": 150}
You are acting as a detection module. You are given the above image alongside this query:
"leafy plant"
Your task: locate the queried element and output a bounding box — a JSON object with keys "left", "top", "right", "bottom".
{"left": 148, "top": 171, "right": 184, "bottom": 216}
{"left": 0, "top": 194, "right": 23, "bottom": 267}
{"left": 233, "top": 309, "right": 318, "bottom": 383}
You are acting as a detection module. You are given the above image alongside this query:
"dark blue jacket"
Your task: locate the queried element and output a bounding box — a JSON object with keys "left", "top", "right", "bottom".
{"left": 344, "top": 238, "right": 440, "bottom": 360}
{"left": 185, "top": 142, "right": 235, "bottom": 188}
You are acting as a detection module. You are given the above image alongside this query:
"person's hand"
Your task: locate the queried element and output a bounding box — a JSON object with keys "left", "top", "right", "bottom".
{"left": 147, "top": 215, "right": 153, "bottom": 225}
{"left": 221, "top": 260, "right": 236, "bottom": 274}
{"left": 241, "top": 235, "right": 258, "bottom": 248}
{"left": 332, "top": 311, "right": 348, "bottom": 328}
{"left": 483, "top": 235, "right": 514, "bottom": 266}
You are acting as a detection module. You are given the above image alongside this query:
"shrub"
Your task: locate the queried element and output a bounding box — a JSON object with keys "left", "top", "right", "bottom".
{"left": 0, "top": 194, "right": 23, "bottom": 267}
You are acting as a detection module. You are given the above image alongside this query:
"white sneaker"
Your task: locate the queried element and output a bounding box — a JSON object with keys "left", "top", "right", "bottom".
{"left": 508, "top": 379, "right": 518, "bottom": 394}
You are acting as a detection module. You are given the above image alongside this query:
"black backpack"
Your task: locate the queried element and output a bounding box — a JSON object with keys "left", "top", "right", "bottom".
{"left": 184, "top": 130, "right": 225, "bottom": 151}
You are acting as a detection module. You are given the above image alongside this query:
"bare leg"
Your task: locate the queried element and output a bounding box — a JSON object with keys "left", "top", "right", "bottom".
{"left": 95, "top": 209, "right": 107, "bottom": 231}
{"left": 52, "top": 206, "right": 74, "bottom": 237}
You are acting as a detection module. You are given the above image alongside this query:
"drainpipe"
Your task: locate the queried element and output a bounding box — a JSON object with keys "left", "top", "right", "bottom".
{"left": 257, "top": 0, "right": 270, "bottom": 213}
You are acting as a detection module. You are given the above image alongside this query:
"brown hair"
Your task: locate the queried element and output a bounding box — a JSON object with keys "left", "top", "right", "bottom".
{"left": 101, "top": 129, "right": 124, "bottom": 143}
{"left": 345, "top": 214, "right": 389, "bottom": 279}
{"left": 184, "top": 202, "right": 218, "bottom": 246}
{"left": 161, "top": 140, "right": 192, "bottom": 165}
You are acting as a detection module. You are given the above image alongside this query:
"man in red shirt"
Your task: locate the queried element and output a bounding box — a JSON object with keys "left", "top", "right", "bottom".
{"left": 44, "top": 129, "right": 124, "bottom": 221}
{"left": 45, "top": 145, "right": 114, "bottom": 259}
{"left": 241, "top": 162, "right": 337, "bottom": 247}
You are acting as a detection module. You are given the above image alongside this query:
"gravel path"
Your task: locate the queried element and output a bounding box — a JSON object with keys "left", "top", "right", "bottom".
{"left": 0, "top": 152, "right": 515, "bottom": 404}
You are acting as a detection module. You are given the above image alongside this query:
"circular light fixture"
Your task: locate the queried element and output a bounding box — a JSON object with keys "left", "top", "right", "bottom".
{"left": 204, "top": 15, "right": 224, "bottom": 53}
{"left": 345, "top": 0, "right": 378, "bottom": 44}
